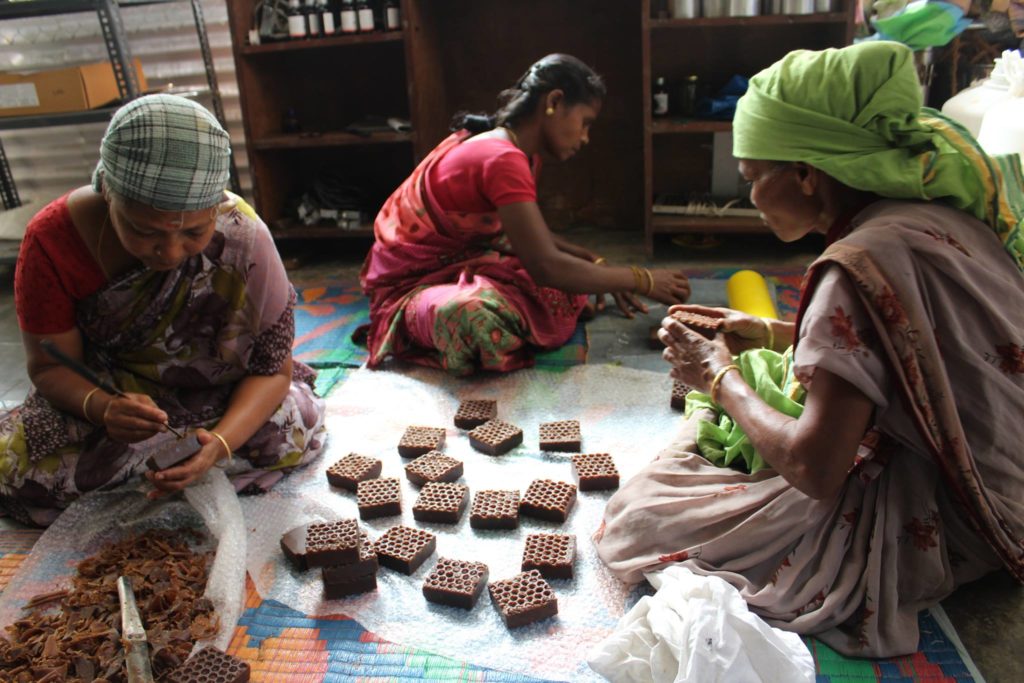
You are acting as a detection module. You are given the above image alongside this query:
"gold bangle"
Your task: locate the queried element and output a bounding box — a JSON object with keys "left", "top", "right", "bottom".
{"left": 593, "top": 256, "right": 607, "bottom": 266}
{"left": 643, "top": 268, "right": 655, "bottom": 296}
{"left": 762, "top": 318, "right": 775, "bottom": 351}
{"left": 209, "top": 430, "right": 233, "bottom": 464}
{"left": 82, "top": 387, "right": 102, "bottom": 425}
{"left": 709, "top": 364, "right": 740, "bottom": 404}
{"left": 630, "top": 265, "right": 643, "bottom": 294}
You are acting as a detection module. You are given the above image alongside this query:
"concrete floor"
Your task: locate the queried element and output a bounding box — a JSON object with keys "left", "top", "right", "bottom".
{"left": 1, "top": 228, "right": 1021, "bottom": 680}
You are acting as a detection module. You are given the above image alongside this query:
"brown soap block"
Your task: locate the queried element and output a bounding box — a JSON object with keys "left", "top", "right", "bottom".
{"left": 321, "top": 530, "right": 378, "bottom": 581}
{"left": 469, "top": 489, "right": 520, "bottom": 530}
{"left": 167, "top": 646, "right": 251, "bottom": 683}
{"left": 671, "top": 380, "right": 692, "bottom": 411}
{"left": 146, "top": 433, "right": 202, "bottom": 471}
{"left": 357, "top": 477, "right": 402, "bottom": 520}
{"left": 280, "top": 519, "right": 362, "bottom": 570}
{"left": 404, "top": 451, "right": 463, "bottom": 487}
{"left": 454, "top": 399, "right": 498, "bottom": 429}
{"left": 326, "top": 453, "right": 383, "bottom": 491}
{"left": 520, "top": 479, "right": 577, "bottom": 523}
{"left": 671, "top": 310, "right": 724, "bottom": 339}
{"left": 521, "top": 533, "right": 576, "bottom": 580}
{"left": 468, "top": 419, "right": 523, "bottom": 456}
{"left": 398, "top": 426, "right": 446, "bottom": 458}
{"left": 539, "top": 420, "right": 582, "bottom": 452}
{"left": 488, "top": 570, "right": 558, "bottom": 629}
{"left": 413, "top": 482, "right": 469, "bottom": 524}
{"left": 322, "top": 567, "right": 377, "bottom": 599}
{"left": 422, "top": 557, "right": 489, "bottom": 609}
{"left": 375, "top": 525, "right": 436, "bottom": 575}
{"left": 570, "top": 453, "right": 620, "bottom": 491}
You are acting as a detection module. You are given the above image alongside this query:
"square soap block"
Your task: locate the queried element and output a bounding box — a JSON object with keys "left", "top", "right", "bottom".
{"left": 422, "top": 557, "right": 489, "bottom": 609}
{"left": 521, "top": 533, "right": 576, "bottom": 579}
{"left": 671, "top": 380, "right": 691, "bottom": 411}
{"left": 398, "top": 426, "right": 446, "bottom": 458}
{"left": 280, "top": 519, "right": 362, "bottom": 570}
{"left": 357, "top": 477, "right": 402, "bottom": 520}
{"left": 146, "top": 433, "right": 201, "bottom": 471}
{"left": 488, "top": 569, "right": 558, "bottom": 629}
{"left": 375, "top": 525, "right": 437, "bottom": 575}
{"left": 321, "top": 530, "right": 378, "bottom": 581}
{"left": 322, "top": 570, "right": 377, "bottom": 599}
{"left": 671, "top": 310, "right": 723, "bottom": 339}
{"left": 167, "top": 646, "right": 251, "bottom": 683}
{"left": 326, "top": 453, "right": 382, "bottom": 491}
{"left": 539, "top": 420, "right": 581, "bottom": 452}
{"left": 570, "top": 453, "right": 620, "bottom": 491}
{"left": 404, "top": 451, "right": 463, "bottom": 487}
{"left": 413, "top": 482, "right": 469, "bottom": 524}
{"left": 454, "top": 399, "right": 497, "bottom": 429}
{"left": 520, "top": 479, "right": 577, "bottom": 523}
{"left": 468, "top": 419, "right": 523, "bottom": 456}
{"left": 469, "top": 489, "right": 520, "bottom": 530}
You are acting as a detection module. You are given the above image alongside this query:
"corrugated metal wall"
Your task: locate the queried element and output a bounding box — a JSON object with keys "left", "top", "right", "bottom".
{"left": 0, "top": 0, "right": 247, "bottom": 218}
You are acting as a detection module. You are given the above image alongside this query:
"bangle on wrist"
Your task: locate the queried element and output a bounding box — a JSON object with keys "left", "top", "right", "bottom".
{"left": 209, "top": 430, "right": 233, "bottom": 466}
{"left": 82, "top": 387, "right": 102, "bottom": 425}
{"left": 593, "top": 256, "right": 607, "bottom": 266}
{"left": 642, "top": 268, "right": 655, "bottom": 296}
{"left": 709, "top": 364, "right": 740, "bottom": 404}
{"left": 762, "top": 318, "right": 775, "bottom": 350}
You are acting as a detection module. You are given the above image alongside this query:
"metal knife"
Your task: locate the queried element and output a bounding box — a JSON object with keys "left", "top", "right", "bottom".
{"left": 117, "top": 576, "right": 155, "bottom": 683}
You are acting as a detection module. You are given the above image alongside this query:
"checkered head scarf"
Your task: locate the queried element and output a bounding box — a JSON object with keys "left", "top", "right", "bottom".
{"left": 92, "top": 94, "right": 231, "bottom": 211}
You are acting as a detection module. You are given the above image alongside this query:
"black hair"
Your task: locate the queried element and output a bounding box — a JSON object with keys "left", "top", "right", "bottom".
{"left": 450, "top": 54, "right": 606, "bottom": 133}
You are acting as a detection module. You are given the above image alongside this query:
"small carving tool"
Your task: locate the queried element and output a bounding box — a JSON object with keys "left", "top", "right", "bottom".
{"left": 117, "top": 576, "right": 155, "bottom": 683}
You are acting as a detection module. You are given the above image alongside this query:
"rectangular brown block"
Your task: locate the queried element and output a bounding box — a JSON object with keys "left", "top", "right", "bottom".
{"left": 454, "top": 399, "right": 498, "bottom": 429}
{"left": 671, "top": 380, "right": 691, "bottom": 411}
{"left": 398, "top": 426, "right": 446, "bottom": 458}
{"left": 521, "top": 533, "right": 576, "bottom": 580}
{"left": 327, "top": 453, "right": 382, "bottom": 491}
{"left": 539, "top": 420, "right": 582, "bottom": 452}
{"left": 422, "top": 557, "right": 489, "bottom": 609}
{"left": 280, "top": 519, "right": 362, "bottom": 570}
{"left": 469, "top": 489, "right": 520, "bottom": 530}
{"left": 671, "top": 310, "right": 724, "bottom": 339}
{"left": 357, "top": 477, "right": 402, "bottom": 520}
{"left": 413, "top": 482, "right": 469, "bottom": 524}
{"left": 375, "top": 525, "right": 437, "bottom": 575}
{"left": 488, "top": 570, "right": 558, "bottom": 628}
{"left": 322, "top": 570, "right": 377, "bottom": 599}
{"left": 520, "top": 479, "right": 577, "bottom": 523}
{"left": 146, "top": 433, "right": 201, "bottom": 471}
{"left": 404, "top": 451, "right": 463, "bottom": 487}
{"left": 321, "top": 530, "right": 378, "bottom": 581}
{"left": 167, "top": 646, "right": 251, "bottom": 683}
{"left": 468, "top": 419, "right": 523, "bottom": 456}
{"left": 570, "top": 453, "right": 620, "bottom": 491}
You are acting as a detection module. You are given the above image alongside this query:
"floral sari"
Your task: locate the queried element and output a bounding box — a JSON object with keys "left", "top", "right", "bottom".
{"left": 360, "top": 132, "right": 587, "bottom": 375}
{"left": 0, "top": 194, "right": 327, "bottom": 526}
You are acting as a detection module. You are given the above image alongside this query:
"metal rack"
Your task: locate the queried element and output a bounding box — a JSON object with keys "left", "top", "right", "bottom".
{"left": 0, "top": 0, "right": 240, "bottom": 210}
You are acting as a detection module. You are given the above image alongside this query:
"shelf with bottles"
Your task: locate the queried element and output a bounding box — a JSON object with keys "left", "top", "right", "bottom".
{"left": 243, "top": 0, "right": 403, "bottom": 52}
{"left": 251, "top": 130, "right": 413, "bottom": 149}
{"left": 648, "top": 11, "right": 848, "bottom": 27}
{"left": 241, "top": 29, "right": 402, "bottom": 54}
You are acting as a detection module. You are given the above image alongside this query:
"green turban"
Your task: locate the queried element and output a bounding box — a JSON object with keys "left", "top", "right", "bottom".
{"left": 733, "top": 41, "right": 1024, "bottom": 270}
{"left": 92, "top": 94, "right": 231, "bottom": 211}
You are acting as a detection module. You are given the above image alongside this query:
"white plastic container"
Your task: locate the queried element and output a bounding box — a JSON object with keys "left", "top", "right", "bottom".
{"left": 941, "top": 65, "right": 1010, "bottom": 138}
{"left": 975, "top": 50, "right": 1024, "bottom": 155}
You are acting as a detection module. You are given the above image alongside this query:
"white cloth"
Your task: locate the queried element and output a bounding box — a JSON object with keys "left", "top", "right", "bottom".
{"left": 588, "top": 566, "right": 814, "bottom": 683}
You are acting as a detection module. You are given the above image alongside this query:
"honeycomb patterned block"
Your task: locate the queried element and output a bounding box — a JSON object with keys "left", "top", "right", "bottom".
{"left": 671, "top": 310, "right": 723, "bottom": 339}
{"left": 422, "top": 557, "right": 489, "bottom": 609}
{"left": 413, "top": 482, "right": 469, "bottom": 524}
{"left": 521, "top": 533, "right": 576, "bottom": 579}
{"left": 398, "top": 426, "right": 446, "bottom": 458}
{"left": 570, "top": 453, "right": 620, "bottom": 491}
{"left": 488, "top": 569, "right": 558, "bottom": 629}
{"left": 146, "top": 433, "right": 201, "bottom": 471}
{"left": 280, "top": 519, "right": 362, "bottom": 570}
{"left": 469, "top": 489, "right": 520, "bottom": 530}
{"left": 454, "top": 399, "right": 498, "bottom": 429}
{"left": 538, "top": 420, "right": 582, "bottom": 452}
{"left": 671, "top": 380, "right": 692, "bottom": 411}
{"left": 326, "top": 453, "right": 383, "bottom": 491}
{"left": 357, "top": 477, "right": 402, "bottom": 520}
{"left": 520, "top": 479, "right": 577, "bottom": 523}
{"left": 468, "top": 419, "right": 523, "bottom": 456}
{"left": 404, "top": 451, "right": 463, "bottom": 487}
{"left": 322, "top": 530, "right": 378, "bottom": 581}
{"left": 375, "top": 525, "right": 437, "bottom": 574}
{"left": 167, "top": 645, "right": 251, "bottom": 683}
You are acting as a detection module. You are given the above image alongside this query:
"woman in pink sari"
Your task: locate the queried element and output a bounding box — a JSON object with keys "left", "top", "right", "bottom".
{"left": 361, "top": 54, "right": 691, "bottom": 375}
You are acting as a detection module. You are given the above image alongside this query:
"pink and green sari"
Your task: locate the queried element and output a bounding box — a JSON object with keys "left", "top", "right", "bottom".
{"left": 360, "top": 132, "right": 587, "bottom": 375}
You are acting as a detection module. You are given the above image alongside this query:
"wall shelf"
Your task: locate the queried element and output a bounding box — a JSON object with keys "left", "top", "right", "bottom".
{"left": 252, "top": 131, "right": 414, "bottom": 150}
{"left": 240, "top": 31, "right": 403, "bottom": 55}
{"left": 649, "top": 12, "right": 848, "bottom": 28}
{"left": 651, "top": 119, "right": 732, "bottom": 134}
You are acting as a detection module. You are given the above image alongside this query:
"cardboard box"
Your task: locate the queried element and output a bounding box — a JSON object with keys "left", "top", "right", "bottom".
{"left": 0, "top": 59, "right": 146, "bottom": 118}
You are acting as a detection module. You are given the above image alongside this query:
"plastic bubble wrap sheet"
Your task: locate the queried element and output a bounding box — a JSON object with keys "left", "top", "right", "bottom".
{"left": 241, "top": 364, "right": 684, "bottom": 682}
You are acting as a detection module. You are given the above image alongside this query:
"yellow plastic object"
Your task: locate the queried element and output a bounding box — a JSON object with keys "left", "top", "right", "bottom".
{"left": 726, "top": 270, "right": 778, "bottom": 319}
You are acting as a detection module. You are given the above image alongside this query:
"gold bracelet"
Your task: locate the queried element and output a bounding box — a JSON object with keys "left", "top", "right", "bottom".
{"left": 709, "top": 364, "right": 740, "bottom": 404}
{"left": 209, "top": 430, "right": 233, "bottom": 464}
{"left": 762, "top": 318, "right": 775, "bottom": 351}
{"left": 593, "top": 256, "right": 607, "bottom": 266}
{"left": 82, "top": 387, "right": 102, "bottom": 425}
{"left": 642, "top": 268, "right": 655, "bottom": 296}
{"left": 630, "top": 265, "right": 644, "bottom": 293}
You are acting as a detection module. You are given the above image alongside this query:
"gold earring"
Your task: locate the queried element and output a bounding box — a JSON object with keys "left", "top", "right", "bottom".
{"left": 546, "top": 107, "right": 554, "bottom": 116}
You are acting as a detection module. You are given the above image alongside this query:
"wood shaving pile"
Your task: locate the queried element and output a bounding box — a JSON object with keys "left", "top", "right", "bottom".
{"left": 0, "top": 528, "right": 218, "bottom": 682}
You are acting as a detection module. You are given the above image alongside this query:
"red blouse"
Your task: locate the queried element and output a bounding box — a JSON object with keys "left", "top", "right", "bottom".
{"left": 15, "top": 194, "right": 107, "bottom": 335}
{"left": 428, "top": 137, "right": 537, "bottom": 213}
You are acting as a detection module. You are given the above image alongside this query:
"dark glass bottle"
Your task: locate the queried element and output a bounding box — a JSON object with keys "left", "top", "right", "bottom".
{"left": 653, "top": 76, "right": 669, "bottom": 117}
{"left": 356, "top": 0, "right": 375, "bottom": 32}
{"left": 287, "top": 0, "right": 307, "bottom": 39}
{"left": 340, "top": 0, "right": 358, "bottom": 33}
{"left": 320, "top": 0, "right": 336, "bottom": 35}
{"left": 305, "top": 0, "right": 321, "bottom": 37}
{"left": 385, "top": 0, "right": 400, "bottom": 30}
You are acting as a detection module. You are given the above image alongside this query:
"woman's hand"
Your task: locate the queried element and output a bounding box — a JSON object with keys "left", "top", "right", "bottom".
{"left": 144, "top": 429, "right": 227, "bottom": 499}
{"left": 101, "top": 393, "right": 171, "bottom": 443}
{"left": 659, "top": 314, "right": 735, "bottom": 392}
{"left": 648, "top": 270, "right": 691, "bottom": 306}
{"left": 667, "top": 304, "right": 771, "bottom": 355}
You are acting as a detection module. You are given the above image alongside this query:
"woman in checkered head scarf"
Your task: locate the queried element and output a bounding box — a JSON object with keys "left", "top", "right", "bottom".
{"left": 1, "top": 95, "right": 326, "bottom": 526}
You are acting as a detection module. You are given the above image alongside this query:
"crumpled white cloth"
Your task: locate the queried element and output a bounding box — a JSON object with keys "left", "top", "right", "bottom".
{"left": 588, "top": 566, "right": 815, "bottom": 683}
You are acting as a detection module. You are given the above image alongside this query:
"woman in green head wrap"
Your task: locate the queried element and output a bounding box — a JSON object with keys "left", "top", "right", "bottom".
{"left": 597, "top": 42, "right": 1024, "bottom": 657}
{"left": 0, "top": 94, "right": 326, "bottom": 526}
